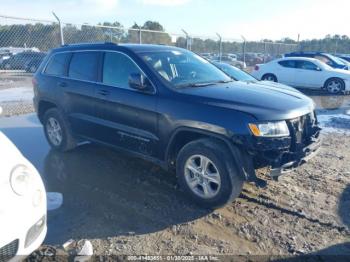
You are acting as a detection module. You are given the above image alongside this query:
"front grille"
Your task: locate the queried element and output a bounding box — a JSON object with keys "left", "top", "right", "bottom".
{"left": 0, "top": 239, "right": 19, "bottom": 262}
{"left": 288, "top": 112, "right": 316, "bottom": 151}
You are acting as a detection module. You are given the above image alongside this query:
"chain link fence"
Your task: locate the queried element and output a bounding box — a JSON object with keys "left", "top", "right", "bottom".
{"left": 0, "top": 14, "right": 298, "bottom": 116}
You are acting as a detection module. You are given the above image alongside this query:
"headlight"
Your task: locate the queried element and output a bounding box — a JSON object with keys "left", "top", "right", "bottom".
{"left": 10, "top": 165, "right": 34, "bottom": 196}
{"left": 248, "top": 121, "right": 289, "bottom": 137}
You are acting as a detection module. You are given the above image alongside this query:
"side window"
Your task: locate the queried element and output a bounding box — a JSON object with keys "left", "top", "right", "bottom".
{"left": 278, "top": 60, "right": 296, "bottom": 68}
{"left": 297, "top": 61, "right": 318, "bottom": 71}
{"left": 44, "top": 53, "right": 71, "bottom": 76}
{"left": 68, "top": 52, "right": 99, "bottom": 81}
{"left": 103, "top": 52, "right": 142, "bottom": 89}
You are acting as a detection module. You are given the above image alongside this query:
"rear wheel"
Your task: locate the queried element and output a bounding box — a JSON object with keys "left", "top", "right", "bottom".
{"left": 262, "top": 73, "right": 277, "bottom": 82}
{"left": 176, "top": 138, "right": 244, "bottom": 208}
{"left": 325, "top": 78, "right": 344, "bottom": 94}
{"left": 43, "top": 108, "right": 77, "bottom": 152}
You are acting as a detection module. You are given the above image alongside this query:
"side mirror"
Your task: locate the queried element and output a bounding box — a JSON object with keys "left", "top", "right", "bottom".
{"left": 316, "top": 67, "right": 322, "bottom": 71}
{"left": 128, "top": 73, "right": 151, "bottom": 91}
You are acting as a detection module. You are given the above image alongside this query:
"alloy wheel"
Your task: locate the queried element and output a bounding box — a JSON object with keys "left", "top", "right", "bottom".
{"left": 184, "top": 154, "right": 221, "bottom": 199}
{"left": 46, "top": 117, "right": 63, "bottom": 146}
{"left": 327, "top": 80, "right": 342, "bottom": 94}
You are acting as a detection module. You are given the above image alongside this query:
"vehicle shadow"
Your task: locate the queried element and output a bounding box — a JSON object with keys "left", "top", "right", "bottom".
{"left": 43, "top": 144, "right": 210, "bottom": 245}
{"left": 277, "top": 184, "right": 350, "bottom": 261}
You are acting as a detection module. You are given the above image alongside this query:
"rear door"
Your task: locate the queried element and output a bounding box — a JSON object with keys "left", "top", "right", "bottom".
{"left": 63, "top": 51, "right": 102, "bottom": 138}
{"left": 294, "top": 60, "right": 323, "bottom": 88}
{"left": 93, "top": 51, "right": 159, "bottom": 157}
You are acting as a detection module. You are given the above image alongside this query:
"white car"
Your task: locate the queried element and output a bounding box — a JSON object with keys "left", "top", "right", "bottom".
{"left": 0, "top": 132, "right": 46, "bottom": 260}
{"left": 251, "top": 57, "right": 350, "bottom": 94}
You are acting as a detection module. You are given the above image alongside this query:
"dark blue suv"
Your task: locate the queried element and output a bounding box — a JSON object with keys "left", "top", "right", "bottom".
{"left": 285, "top": 52, "right": 349, "bottom": 70}
{"left": 33, "top": 43, "right": 321, "bottom": 208}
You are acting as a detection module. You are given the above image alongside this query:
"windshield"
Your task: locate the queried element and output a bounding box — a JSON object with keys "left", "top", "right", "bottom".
{"left": 213, "top": 62, "right": 256, "bottom": 81}
{"left": 327, "top": 54, "right": 346, "bottom": 65}
{"left": 140, "top": 50, "right": 232, "bottom": 88}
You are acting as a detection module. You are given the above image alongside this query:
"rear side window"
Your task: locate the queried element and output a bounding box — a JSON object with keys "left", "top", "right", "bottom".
{"left": 278, "top": 60, "right": 296, "bottom": 68}
{"left": 103, "top": 52, "right": 142, "bottom": 89}
{"left": 69, "top": 52, "right": 99, "bottom": 81}
{"left": 296, "top": 61, "right": 318, "bottom": 70}
{"left": 45, "top": 53, "right": 71, "bottom": 76}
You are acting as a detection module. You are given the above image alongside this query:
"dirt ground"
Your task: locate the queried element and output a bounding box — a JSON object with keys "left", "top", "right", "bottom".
{"left": 34, "top": 133, "right": 348, "bottom": 260}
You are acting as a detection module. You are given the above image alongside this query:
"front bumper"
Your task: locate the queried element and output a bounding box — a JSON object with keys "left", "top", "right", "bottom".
{"left": 246, "top": 112, "right": 322, "bottom": 179}
{"left": 0, "top": 216, "right": 47, "bottom": 262}
{"left": 269, "top": 134, "right": 322, "bottom": 177}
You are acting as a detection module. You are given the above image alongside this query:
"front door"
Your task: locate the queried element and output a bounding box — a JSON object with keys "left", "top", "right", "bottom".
{"left": 94, "top": 51, "right": 159, "bottom": 157}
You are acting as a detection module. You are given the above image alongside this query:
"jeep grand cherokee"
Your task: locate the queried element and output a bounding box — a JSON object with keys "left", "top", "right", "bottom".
{"left": 33, "top": 43, "right": 321, "bottom": 208}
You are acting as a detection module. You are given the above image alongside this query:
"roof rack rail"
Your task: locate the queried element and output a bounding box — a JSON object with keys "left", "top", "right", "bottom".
{"left": 61, "top": 42, "right": 118, "bottom": 47}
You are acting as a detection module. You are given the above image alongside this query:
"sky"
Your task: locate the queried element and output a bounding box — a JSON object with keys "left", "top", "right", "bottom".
{"left": 1, "top": 0, "right": 349, "bottom": 41}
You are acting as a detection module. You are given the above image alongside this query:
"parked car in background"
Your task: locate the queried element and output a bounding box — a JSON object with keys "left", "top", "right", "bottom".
{"left": 0, "top": 51, "right": 45, "bottom": 70}
{"left": 284, "top": 52, "right": 349, "bottom": 70}
{"left": 213, "top": 61, "right": 301, "bottom": 92}
{"left": 0, "top": 53, "right": 13, "bottom": 65}
{"left": 211, "top": 55, "right": 246, "bottom": 69}
{"left": 237, "top": 52, "right": 264, "bottom": 66}
{"left": 226, "top": 53, "right": 237, "bottom": 60}
{"left": 252, "top": 57, "right": 350, "bottom": 94}
{"left": 33, "top": 43, "right": 321, "bottom": 208}
{"left": 334, "top": 54, "right": 350, "bottom": 63}
{"left": 24, "top": 53, "right": 47, "bottom": 73}
{"left": 0, "top": 131, "right": 47, "bottom": 260}
{"left": 200, "top": 53, "right": 215, "bottom": 60}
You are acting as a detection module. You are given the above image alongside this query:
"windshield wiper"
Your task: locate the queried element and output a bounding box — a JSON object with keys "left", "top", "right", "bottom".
{"left": 215, "top": 80, "right": 234, "bottom": 83}
{"left": 177, "top": 82, "right": 217, "bottom": 88}
{"left": 177, "top": 80, "right": 233, "bottom": 88}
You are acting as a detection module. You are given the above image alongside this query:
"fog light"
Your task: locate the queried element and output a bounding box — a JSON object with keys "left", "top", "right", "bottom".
{"left": 25, "top": 216, "right": 46, "bottom": 248}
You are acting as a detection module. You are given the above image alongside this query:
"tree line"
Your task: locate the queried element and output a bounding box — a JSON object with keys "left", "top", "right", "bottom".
{"left": 0, "top": 20, "right": 349, "bottom": 55}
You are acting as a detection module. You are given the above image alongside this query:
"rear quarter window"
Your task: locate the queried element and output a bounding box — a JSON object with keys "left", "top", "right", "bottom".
{"left": 44, "top": 52, "right": 71, "bottom": 76}
{"left": 68, "top": 52, "right": 100, "bottom": 82}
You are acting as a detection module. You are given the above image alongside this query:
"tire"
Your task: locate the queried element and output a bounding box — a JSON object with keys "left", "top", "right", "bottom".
{"left": 262, "top": 73, "right": 277, "bottom": 82}
{"left": 176, "top": 138, "right": 244, "bottom": 208}
{"left": 43, "top": 108, "right": 77, "bottom": 152}
{"left": 324, "top": 78, "right": 345, "bottom": 94}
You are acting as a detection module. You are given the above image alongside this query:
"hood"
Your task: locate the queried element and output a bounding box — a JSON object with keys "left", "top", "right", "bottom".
{"left": 258, "top": 80, "right": 301, "bottom": 93}
{"left": 177, "top": 81, "right": 315, "bottom": 121}
{"left": 331, "top": 68, "right": 350, "bottom": 76}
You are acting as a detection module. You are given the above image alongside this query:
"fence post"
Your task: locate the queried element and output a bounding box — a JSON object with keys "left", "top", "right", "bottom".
{"left": 241, "top": 35, "right": 246, "bottom": 67}
{"left": 52, "top": 12, "right": 64, "bottom": 45}
{"left": 216, "top": 33, "right": 222, "bottom": 62}
{"left": 139, "top": 27, "right": 142, "bottom": 44}
{"left": 263, "top": 41, "right": 267, "bottom": 63}
{"left": 182, "top": 29, "right": 190, "bottom": 50}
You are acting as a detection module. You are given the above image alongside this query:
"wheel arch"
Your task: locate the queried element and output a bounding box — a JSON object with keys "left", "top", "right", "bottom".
{"left": 37, "top": 100, "right": 58, "bottom": 123}
{"left": 165, "top": 127, "right": 253, "bottom": 181}
{"left": 262, "top": 73, "right": 278, "bottom": 81}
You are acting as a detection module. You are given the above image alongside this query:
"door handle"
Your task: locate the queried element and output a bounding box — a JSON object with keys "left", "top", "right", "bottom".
{"left": 98, "top": 89, "right": 110, "bottom": 96}
{"left": 57, "top": 81, "right": 67, "bottom": 88}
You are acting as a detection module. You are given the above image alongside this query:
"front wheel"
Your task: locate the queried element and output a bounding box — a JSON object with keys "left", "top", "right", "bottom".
{"left": 176, "top": 138, "right": 244, "bottom": 208}
{"left": 325, "top": 78, "right": 345, "bottom": 94}
{"left": 262, "top": 73, "right": 277, "bottom": 82}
